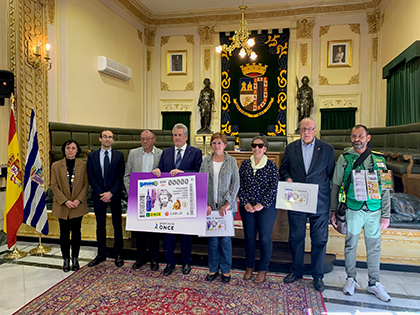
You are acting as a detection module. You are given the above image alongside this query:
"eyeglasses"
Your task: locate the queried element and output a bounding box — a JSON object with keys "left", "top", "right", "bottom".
{"left": 141, "top": 137, "right": 154, "bottom": 141}
{"left": 300, "top": 127, "right": 316, "bottom": 132}
{"left": 251, "top": 143, "right": 265, "bottom": 149}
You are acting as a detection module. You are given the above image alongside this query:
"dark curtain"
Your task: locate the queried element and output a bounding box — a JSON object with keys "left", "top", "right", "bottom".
{"left": 386, "top": 58, "right": 420, "bottom": 126}
{"left": 161, "top": 111, "right": 191, "bottom": 144}
{"left": 320, "top": 108, "right": 357, "bottom": 130}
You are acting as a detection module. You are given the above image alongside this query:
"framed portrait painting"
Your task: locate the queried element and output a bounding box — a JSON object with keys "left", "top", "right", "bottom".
{"left": 327, "top": 40, "right": 352, "bottom": 67}
{"left": 167, "top": 50, "right": 187, "bottom": 75}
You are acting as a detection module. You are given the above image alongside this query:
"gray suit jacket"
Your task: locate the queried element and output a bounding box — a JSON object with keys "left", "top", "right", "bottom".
{"left": 123, "top": 146, "right": 163, "bottom": 193}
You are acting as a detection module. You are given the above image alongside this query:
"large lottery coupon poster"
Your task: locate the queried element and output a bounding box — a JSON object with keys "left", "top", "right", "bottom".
{"left": 126, "top": 173, "right": 208, "bottom": 236}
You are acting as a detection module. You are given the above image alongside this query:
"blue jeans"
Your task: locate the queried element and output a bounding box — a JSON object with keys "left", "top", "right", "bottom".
{"left": 240, "top": 203, "right": 277, "bottom": 271}
{"left": 208, "top": 212, "right": 235, "bottom": 274}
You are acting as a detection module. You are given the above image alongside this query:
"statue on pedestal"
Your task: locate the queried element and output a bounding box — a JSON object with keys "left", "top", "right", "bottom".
{"left": 296, "top": 76, "right": 314, "bottom": 126}
{"left": 197, "top": 78, "right": 214, "bottom": 134}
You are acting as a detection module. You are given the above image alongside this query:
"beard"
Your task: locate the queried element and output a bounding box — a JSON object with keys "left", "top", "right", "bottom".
{"left": 352, "top": 141, "right": 365, "bottom": 149}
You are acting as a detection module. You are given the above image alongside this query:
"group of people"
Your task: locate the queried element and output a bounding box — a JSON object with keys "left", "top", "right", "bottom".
{"left": 50, "top": 118, "right": 391, "bottom": 303}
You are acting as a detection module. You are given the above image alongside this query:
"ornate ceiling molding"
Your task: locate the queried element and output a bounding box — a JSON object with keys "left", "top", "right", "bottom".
{"left": 297, "top": 19, "right": 314, "bottom": 39}
{"left": 114, "top": 1, "right": 377, "bottom": 27}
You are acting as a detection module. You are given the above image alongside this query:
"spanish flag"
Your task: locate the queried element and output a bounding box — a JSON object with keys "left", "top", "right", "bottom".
{"left": 4, "top": 108, "right": 24, "bottom": 248}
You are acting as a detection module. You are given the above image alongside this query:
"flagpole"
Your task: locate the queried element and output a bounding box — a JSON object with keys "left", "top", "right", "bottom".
{"left": 3, "top": 244, "right": 27, "bottom": 260}
{"left": 29, "top": 233, "right": 51, "bottom": 255}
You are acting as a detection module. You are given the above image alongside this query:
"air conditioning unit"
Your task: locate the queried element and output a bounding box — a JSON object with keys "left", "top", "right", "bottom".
{"left": 98, "top": 56, "right": 132, "bottom": 81}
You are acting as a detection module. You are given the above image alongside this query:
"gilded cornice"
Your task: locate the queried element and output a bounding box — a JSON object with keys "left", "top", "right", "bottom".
{"left": 185, "top": 81, "right": 194, "bottom": 91}
{"left": 145, "top": 28, "right": 155, "bottom": 47}
{"left": 367, "top": 9, "right": 380, "bottom": 34}
{"left": 300, "top": 43, "right": 308, "bottom": 67}
{"left": 161, "top": 36, "right": 170, "bottom": 47}
{"left": 114, "top": 1, "right": 377, "bottom": 27}
{"left": 319, "top": 26, "right": 330, "bottom": 37}
{"left": 198, "top": 26, "right": 214, "bottom": 45}
{"left": 204, "top": 49, "right": 210, "bottom": 71}
{"left": 137, "top": 30, "right": 143, "bottom": 43}
{"left": 297, "top": 19, "right": 314, "bottom": 39}
{"left": 185, "top": 35, "right": 194, "bottom": 45}
{"left": 349, "top": 23, "right": 360, "bottom": 34}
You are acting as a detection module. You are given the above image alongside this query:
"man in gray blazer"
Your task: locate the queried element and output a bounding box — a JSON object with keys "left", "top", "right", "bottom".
{"left": 124, "top": 130, "right": 163, "bottom": 271}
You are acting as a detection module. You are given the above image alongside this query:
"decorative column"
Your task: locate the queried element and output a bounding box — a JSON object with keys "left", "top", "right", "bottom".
{"left": 198, "top": 26, "right": 219, "bottom": 134}
{"left": 288, "top": 18, "right": 314, "bottom": 141}
{"left": 145, "top": 28, "right": 156, "bottom": 128}
{"left": 10, "top": 0, "right": 54, "bottom": 187}
{"left": 367, "top": 9, "right": 382, "bottom": 126}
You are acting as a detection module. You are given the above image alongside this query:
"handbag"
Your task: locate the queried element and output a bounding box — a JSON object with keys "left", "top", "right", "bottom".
{"left": 334, "top": 202, "right": 348, "bottom": 234}
{"left": 333, "top": 148, "right": 372, "bottom": 235}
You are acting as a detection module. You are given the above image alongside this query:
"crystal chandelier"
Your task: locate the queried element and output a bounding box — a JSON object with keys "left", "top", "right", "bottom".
{"left": 216, "top": 4, "right": 257, "bottom": 60}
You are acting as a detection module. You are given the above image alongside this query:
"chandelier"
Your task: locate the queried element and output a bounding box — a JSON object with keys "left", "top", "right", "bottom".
{"left": 216, "top": 4, "right": 257, "bottom": 60}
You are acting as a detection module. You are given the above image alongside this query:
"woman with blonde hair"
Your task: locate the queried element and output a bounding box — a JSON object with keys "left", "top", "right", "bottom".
{"left": 200, "top": 132, "right": 240, "bottom": 283}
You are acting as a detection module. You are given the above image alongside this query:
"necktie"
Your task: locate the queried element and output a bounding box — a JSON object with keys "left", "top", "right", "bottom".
{"left": 104, "top": 150, "right": 110, "bottom": 185}
{"left": 175, "top": 148, "right": 182, "bottom": 169}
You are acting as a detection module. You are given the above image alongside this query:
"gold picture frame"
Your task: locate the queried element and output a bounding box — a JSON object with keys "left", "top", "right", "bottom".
{"left": 327, "top": 40, "right": 352, "bottom": 67}
{"left": 167, "top": 50, "right": 187, "bottom": 75}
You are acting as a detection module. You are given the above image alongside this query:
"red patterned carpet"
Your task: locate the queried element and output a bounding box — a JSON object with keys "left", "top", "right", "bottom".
{"left": 13, "top": 261, "right": 326, "bottom": 315}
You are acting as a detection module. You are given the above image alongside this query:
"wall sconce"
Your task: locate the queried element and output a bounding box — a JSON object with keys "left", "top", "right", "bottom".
{"left": 27, "top": 35, "right": 52, "bottom": 70}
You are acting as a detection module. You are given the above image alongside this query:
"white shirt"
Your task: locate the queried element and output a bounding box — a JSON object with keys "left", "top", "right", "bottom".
{"left": 212, "top": 161, "right": 223, "bottom": 205}
{"left": 142, "top": 147, "right": 155, "bottom": 172}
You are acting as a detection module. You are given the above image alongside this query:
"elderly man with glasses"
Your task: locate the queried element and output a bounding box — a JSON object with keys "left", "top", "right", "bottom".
{"left": 279, "top": 118, "right": 335, "bottom": 292}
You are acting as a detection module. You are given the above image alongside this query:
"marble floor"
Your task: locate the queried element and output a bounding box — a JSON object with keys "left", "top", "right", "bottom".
{"left": 0, "top": 241, "right": 419, "bottom": 315}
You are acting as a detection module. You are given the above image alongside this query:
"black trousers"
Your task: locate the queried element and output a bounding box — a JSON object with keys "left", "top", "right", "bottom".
{"left": 134, "top": 231, "right": 161, "bottom": 261}
{"left": 58, "top": 216, "right": 83, "bottom": 259}
{"left": 163, "top": 233, "right": 192, "bottom": 265}
{"left": 93, "top": 198, "right": 123, "bottom": 257}
{"left": 288, "top": 211, "right": 329, "bottom": 279}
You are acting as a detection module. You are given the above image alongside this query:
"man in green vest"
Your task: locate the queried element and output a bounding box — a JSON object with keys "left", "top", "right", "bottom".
{"left": 330, "top": 125, "right": 391, "bottom": 302}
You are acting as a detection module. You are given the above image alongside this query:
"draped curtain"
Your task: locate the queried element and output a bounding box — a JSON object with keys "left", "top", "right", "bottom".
{"left": 384, "top": 41, "right": 420, "bottom": 126}
{"left": 320, "top": 108, "right": 357, "bottom": 130}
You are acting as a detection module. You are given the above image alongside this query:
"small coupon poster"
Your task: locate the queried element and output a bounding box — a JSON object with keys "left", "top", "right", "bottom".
{"left": 352, "top": 170, "right": 368, "bottom": 201}
{"left": 203, "top": 211, "right": 235, "bottom": 237}
{"left": 276, "top": 182, "right": 318, "bottom": 214}
{"left": 137, "top": 175, "right": 196, "bottom": 220}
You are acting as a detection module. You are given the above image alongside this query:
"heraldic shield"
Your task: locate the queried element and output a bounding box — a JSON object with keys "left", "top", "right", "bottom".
{"left": 238, "top": 63, "right": 269, "bottom": 115}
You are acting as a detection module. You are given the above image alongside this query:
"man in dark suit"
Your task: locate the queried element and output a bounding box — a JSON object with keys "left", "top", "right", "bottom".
{"left": 87, "top": 129, "right": 125, "bottom": 267}
{"left": 279, "top": 118, "right": 335, "bottom": 292}
{"left": 152, "top": 123, "right": 202, "bottom": 276}
{"left": 124, "top": 130, "right": 163, "bottom": 271}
